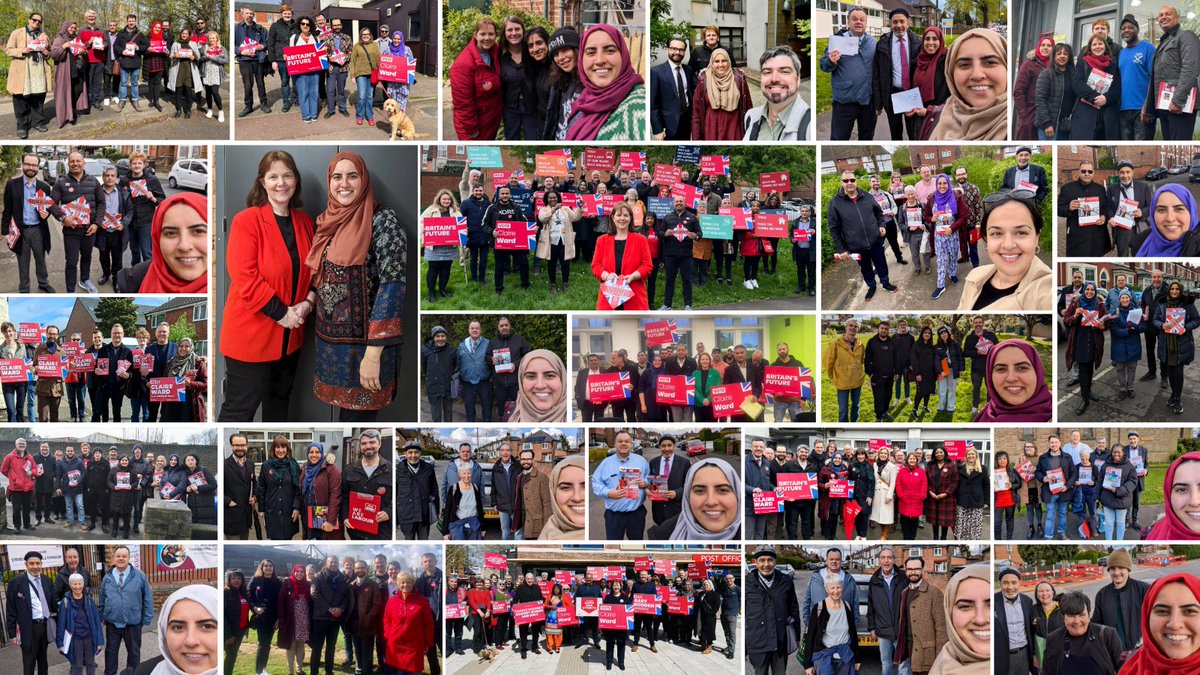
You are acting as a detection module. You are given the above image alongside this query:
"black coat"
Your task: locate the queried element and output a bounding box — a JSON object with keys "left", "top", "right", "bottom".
{"left": 420, "top": 340, "right": 457, "bottom": 398}
{"left": 5, "top": 574, "right": 56, "bottom": 651}
{"left": 395, "top": 459, "right": 439, "bottom": 528}
{"left": 341, "top": 459, "right": 393, "bottom": 540}
{"left": 866, "top": 569, "right": 905, "bottom": 640}
{"left": 864, "top": 335, "right": 897, "bottom": 380}
{"left": 183, "top": 465, "right": 217, "bottom": 525}
{"left": 223, "top": 455, "right": 256, "bottom": 537}
{"left": 910, "top": 340, "right": 937, "bottom": 396}
{"left": 1069, "top": 55, "right": 1121, "bottom": 141}
{"left": 118, "top": 171, "right": 166, "bottom": 227}
{"left": 107, "top": 463, "right": 140, "bottom": 515}
{"left": 247, "top": 576, "right": 282, "bottom": 629}
{"left": 311, "top": 570, "right": 351, "bottom": 624}
{"left": 956, "top": 466, "right": 987, "bottom": 509}
{"left": 1042, "top": 623, "right": 1121, "bottom": 675}
{"left": 257, "top": 459, "right": 301, "bottom": 540}
{"left": 1057, "top": 180, "right": 1112, "bottom": 256}
{"left": 1036, "top": 451, "right": 1078, "bottom": 503}
{"left": 827, "top": 189, "right": 884, "bottom": 253}
{"left": 745, "top": 570, "right": 802, "bottom": 662}
{"left": 2, "top": 176, "right": 53, "bottom": 257}
{"left": 1105, "top": 180, "right": 1153, "bottom": 233}
{"left": 994, "top": 592, "right": 1035, "bottom": 675}
{"left": 1001, "top": 163, "right": 1049, "bottom": 203}
{"left": 872, "top": 30, "right": 921, "bottom": 111}
{"left": 648, "top": 452, "right": 690, "bottom": 525}
{"left": 1092, "top": 578, "right": 1149, "bottom": 651}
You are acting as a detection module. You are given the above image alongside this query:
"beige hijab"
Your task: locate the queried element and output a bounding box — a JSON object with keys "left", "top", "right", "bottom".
{"left": 928, "top": 564, "right": 990, "bottom": 675}
{"left": 507, "top": 349, "right": 568, "bottom": 423}
{"left": 704, "top": 48, "right": 740, "bottom": 111}
{"left": 538, "top": 455, "right": 585, "bottom": 540}
{"left": 929, "top": 29, "right": 1008, "bottom": 141}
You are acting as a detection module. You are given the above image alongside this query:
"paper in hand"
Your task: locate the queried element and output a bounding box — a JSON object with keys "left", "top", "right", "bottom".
{"left": 890, "top": 88, "right": 923, "bottom": 114}
{"left": 829, "top": 34, "right": 860, "bottom": 56}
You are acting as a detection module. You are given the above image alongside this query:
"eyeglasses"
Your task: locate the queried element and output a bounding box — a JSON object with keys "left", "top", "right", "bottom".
{"left": 30, "top": 18, "right": 41, "bottom": 23}
{"left": 841, "top": 178, "right": 856, "bottom": 183}
{"left": 1079, "top": 170, "right": 1094, "bottom": 174}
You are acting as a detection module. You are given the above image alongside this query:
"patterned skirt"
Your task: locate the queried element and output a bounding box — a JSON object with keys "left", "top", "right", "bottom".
{"left": 955, "top": 506, "right": 984, "bottom": 540}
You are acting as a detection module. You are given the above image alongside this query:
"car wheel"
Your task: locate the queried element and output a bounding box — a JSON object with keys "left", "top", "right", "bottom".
{"left": 169, "top": 176, "right": 177, "bottom": 188}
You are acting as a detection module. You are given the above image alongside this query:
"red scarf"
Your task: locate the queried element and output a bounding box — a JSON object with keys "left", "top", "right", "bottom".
{"left": 913, "top": 27, "right": 946, "bottom": 103}
{"left": 289, "top": 566, "right": 311, "bottom": 599}
{"left": 1119, "top": 574, "right": 1200, "bottom": 674}
{"left": 1082, "top": 52, "right": 1110, "bottom": 73}
{"left": 139, "top": 192, "right": 208, "bottom": 293}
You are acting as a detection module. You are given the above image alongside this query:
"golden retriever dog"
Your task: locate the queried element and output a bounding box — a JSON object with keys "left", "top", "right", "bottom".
{"left": 382, "top": 99, "right": 416, "bottom": 141}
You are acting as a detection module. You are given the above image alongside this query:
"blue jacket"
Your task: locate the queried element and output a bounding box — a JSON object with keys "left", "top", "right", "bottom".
{"left": 456, "top": 337, "right": 491, "bottom": 384}
{"left": 720, "top": 580, "right": 740, "bottom": 616}
{"left": 98, "top": 566, "right": 154, "bottom": 628}
{"left": 1153, "top": 301, "right": 1200, "bottom": 365}
{"left": 144, "top": 341, "right": 177, "bottom": 378}
{"left": 440, "top": 458, "right": 483, "bottom": 504}
{"left": 1108, "top": 305, "right": 1144, "bottom": 363}
{"left": 744, "top": 453, "right": 774, "bottom": 496}
{"left": 820, "top": 30, "right": 877, "bottom": 106}
{"left": 57, "top": 594, "right": 104, "bottom": 656}
{"left": 56, "top": 456, "right": 85, "bottom": 495}
{"left": 234, "top": 20, "right": 269, "bottom": 63}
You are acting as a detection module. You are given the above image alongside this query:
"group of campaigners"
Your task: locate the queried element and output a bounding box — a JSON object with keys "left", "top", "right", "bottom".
{"left": 1059, "top": 269, "right": 1200, "bottom": 417}
{"left": 222, "top": 430, "right": 395, "bottom": 542}
{"left": 1059, "top": 162, "right": 1200, "bottom": 258}
{"left": 233, "top": 6, "right": 416, "bottom": 126}
{"left": 420, "top": 318, "right": 567, "bottom": 423}
{"left": 2, "top": 150, "right": 208, "bottom": 296}
{"left": 650, "top": 29, "right": 812, "bottom": 141}
{"left": 217, "top": 150, "right": 407, "bottom": 424}
{"left": 437, "top": 441, "right": 585, "bottom": 541}
{"left": 822, "top": 6, "right": 1008, "bottom": 141}
{"left": 745, "top": 436, "right": 989, "bottom": 542}
{"left": 573, "top": 341, "right": 811, "bottom": 424}
{"left": 0, "top": 319, "right": 206, "bottom": 424}
{"left": 449, "top": 16, "right": 642, "bottom": 141}
{"left": 828, "top": 148, "right": 1052, "bottom": 311}
{"left": 448, "top": 565, "right": 740, "bottom": 666}
{"left": 997, "top": 554, "right": 1200, "bottom": 675}
{"left": 746, "top": 546, "right": 989, "bottom": 675}
{"left": 825, "top": 317, "right": 1053, "bottom": 424}
{"left": 5, "top": 10, "right": 226, "bottom": 135}
{"left": 429, "top": 160, "right": 816, "bottom": 311}
{"left": 224, "top": 553, "right": 441, "bottom": 675}
{"left": 1013, "top": 8, "right": 1200, "bottom": 141}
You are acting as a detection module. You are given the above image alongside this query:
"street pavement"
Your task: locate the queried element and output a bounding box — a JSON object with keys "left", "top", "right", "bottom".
{"left": 1055, "top": 173, "right": 1199, "bottom": 256}
{"left": 1003, "top": 501, "right": 1164, "bottom": 541}
{"left": 233, "top": 71, "right": 438, "bottom": 140}
{"left": 1055, "top": 352, "right": 1200, "bottom": 423}
{"left": 817, "top": 108, "right": 906, "bottom": 142}
{"left": 0, "top": 182, "right": 197, "bottom": 294}
{"left": 0, "top": 81, "right": 230, "bottom": 141}
{"left": 0, "top": 612, "right": 164, "bottom": 673}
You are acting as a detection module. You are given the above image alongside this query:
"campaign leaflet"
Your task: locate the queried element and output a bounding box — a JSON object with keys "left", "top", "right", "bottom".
{"left": 1102, "top": 466, "right": 1122, "bottom": 491}
{"left": 1078, "top": 197, "right": 1102, "bottom": 225}
{"left": 646, "top": 475, "right": 669, "bottom": 501}
{"left": 1077, "top": 465, "right": 1094, "bottom": 486}
{"left": 307, "top": 506, "right": 340, "bottom": 529}
{"left": 993, "top": 470, "right": 1011, "bottom": 492}
{"left": 617, "top": 468, "right": 642, "bottom": 499}
{"left": 1111, "top": 198, "right": 1138, "bottom": 229}
{"left": 1046, "top": 468, "right": 1066, "bottom": 494}
{"left": 492, "top": 347, "right": 513, "bottom": 374}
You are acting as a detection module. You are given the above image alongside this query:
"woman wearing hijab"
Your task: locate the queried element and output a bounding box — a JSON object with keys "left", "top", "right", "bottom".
{"left": 1152, "top": 281, "right": 1200, "bottom": 415}
{"left": 159, "top": 337, "right": 206, "bottom": 422}
{"left": 277, "top": 565, "right": 312, "bottom": 674}
{"left": 689, "top": 47, "right": 752, "bottom": 140}
{"left": 817, "top": 452, "right": 851, "bottom": 539}
{"left": 972, "top": 340, "right": 1053, "bottom": 422}
{"left": 1119, "top": 574, "right": 1200, "bottom": 673}
{"left": 449, "top": 18, "right": 502, "bottom": 139}
{"left": 539, "top": 454, "right": 586, "bottom": 540}
{"left": 910, "top": 326, "right": 938, "bottom": 420}
{"left": 958, "top": 191, "right": 1052, "bottom": 311}
{"left": 382, "top": 31, "right": 414, "bottom": 111}
{"left": 141, "top": 22, "right": 168, "bottom": 111}
{"left": 928, "top": 565, "right": 989, "bottom": 675}
{"left": 638, "top": 351, "right": 668, "bottom": 422}
{"left": 307, "top": 152, "right": 407, "bottom": 421}
{"left": 536, "top": 189, "right": 581, "bottom": 293}
{"left": 565, "top": 24, "right": 645, "bottom": 141}
{"left": 182, "top": 453, "right": 216, "bottom": 525}
{"left": 162, "top": 453, "right": 188, "bottom": 500}
{"left": 1070, "top": 33, "right": 1120, "bottom": 140}
{"left": 134, "top": 585, "right": 218, "bottom": 675}
{"left": 933, "top": 326, "right": 965, "bottom": 414}
{"left": 1107, "top": 289, "right": 1144, "bottom": 399}
{"left": 421, "top": 189, "right": 462, "bottom": 303}
{"left": 258, "top": 435, "right": 301, "bottom": 540}
{"left": 299, "top": 442, "right": 342, "bottom": 539}
{"left": 349, "top": 27, "right": 380, "bottom": 125}
{"left": 106, "top": 455, "right": 138, "bottom": 538}
{"left": 1063, "top": 282, "right": 1107, "bottom": 416}
{"left": 925, "top": 447, "right": 958, "bottom": 540}
{"left": 223, "top": 570, "right": 249, "bottom": 675}
{"left": 1035, "top": 43, "right": 1075, "bottom": 140}
{"left": 1146, "top": 452, "right": 1200, "bottom": 539}
{"left": 1014, "top": 34, "right": 1053, "bottom": 139}
{"left": 1135, "top": 184, "right": 1200, "bottom": 257}
{"left": 507, "top": 349, "right": 567, "bottom": 422}
{"left": 924, "top": 174, "right": 967, "bottom": 301}
{"left": 644, "top": 457, "right": 742, "bottom": 540}
{"left": 49, "top": 20, "right": 87, "bottom": 128}
{"left": 118, "top": 192, "right": 209, "bottom": 293}
{"left": 906, "top": 26, "right": 950, "bottom": 130}
{"left": 591, "top": 201, "right": 652, "bottom": 310}
{"left": 921, "top": 28, "right": 1009, "bottom": 140}
{"left": 168, "top": 27, "right": 202, "bottom": 118}
{"left": 383, "top": 570, "right": 435, "bottom": 675}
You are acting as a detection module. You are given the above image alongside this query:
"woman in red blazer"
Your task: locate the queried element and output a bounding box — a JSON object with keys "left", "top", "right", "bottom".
{"left": 448, "top": 18, "right": 502, "bottom": 140}
{"left": 384, "top": 571, "right": 436, "bottom": 674}
{"left": 591, "top": 201, "right": 654, "bottom": 310}
{"left": 218, "top": 150, "right": 315, "bottom": 422}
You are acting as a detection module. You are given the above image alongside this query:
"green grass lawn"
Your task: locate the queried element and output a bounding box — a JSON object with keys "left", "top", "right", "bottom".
{"left": 229, "top": 638, "right": 437, "bottom": 675}
{"left": 820, "top": 333, "right": 1053, "bottom": 423}
{"left": 1141, "top": 464, "right": 1167, "bottom": 506}
{"left": 420, "top": 243, "right": 807, "bottom": 311}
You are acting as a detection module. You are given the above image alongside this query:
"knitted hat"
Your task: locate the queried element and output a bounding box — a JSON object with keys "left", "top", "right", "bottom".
{"left": 1121, "top": 14, "right": 1138, "bottom": 30}
{"left": 998, "top": 568, "right": 1021, "bottom": 581}
{"left": 547, "top": 27, "right": 580, "bottom": 56}
{"left": 1107, "top": 548, "right": 1134, "bottom": 571}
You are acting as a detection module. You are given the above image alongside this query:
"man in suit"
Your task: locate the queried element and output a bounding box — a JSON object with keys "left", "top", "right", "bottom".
{"left": 647, "top": 435, "right": 690, "bottom": 529}
{"left": 1, "top": 152, "right": 54, "bottom": 293}
{"left": 1105, "top": 160, "right": 1153, "bottom": 256}
{"left": 574, "top": 353, "right": 606, "bottom": 422}
{"left": 651, "top": 38, "right": 694, "bottom": 140}
{"left": 1000, "top": 147, "right": 1049, "bottom": 203}
{"left": 1140, "top": 268, "right": 1167, "bottom": 386}
{"left": 663, "top": 343, "right": 698, "bottom": 422}
{"left": 6, "top": 549, "right": 55, "bottom": 675}
{"left": 873, "top": 8, "right": 920, "bottom": 140}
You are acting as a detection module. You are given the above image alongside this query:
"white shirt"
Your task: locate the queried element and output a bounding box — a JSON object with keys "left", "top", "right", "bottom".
{"left": 27, "top": 574, "right": 45, "bottom": 619}
{"left": 891, "top": 33, "right": 908, "bottom": 88}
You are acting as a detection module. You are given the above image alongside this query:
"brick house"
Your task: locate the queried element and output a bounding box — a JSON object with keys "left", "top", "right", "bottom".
{"left": 144, "top": 297, "right": 210, "bottom": 356}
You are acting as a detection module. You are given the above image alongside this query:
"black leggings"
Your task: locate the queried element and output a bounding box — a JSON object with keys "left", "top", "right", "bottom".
{"left": 547, "top": 242, "right": 570, "bottom": 285}
{"left": 1167, "top": 363, "right": 1185, "bottom": 400}
{"left": 176, "top": 87, "right": 193, "bottom": 114}
{"left": 994, "top": 505, "right": 1015, "bottom": 539}
{"left": 743, "top": 256, "right": 759, "bottom": 281}
{"left": 714, "top": 249, "right": 733, "bottom": 279}
{"left": 899, "top": 515, "right": 919, "bottom": 539}
{"left": 1077, "top": 360, "right": 1095, "bottom": 400}
{"left": 915, "top": 391, "right": 932, "bottom": 412}
{"left": 427, "top": 259, "right": 451, "bottom": 295}
{"left": 147, "top": 71, "right": 164, "bottom": 105}
{"left": 933, "top": 524, "right": 949, "bottom": 540}
{"left": 205, "top": 83, "right": 223, "bottom": 111}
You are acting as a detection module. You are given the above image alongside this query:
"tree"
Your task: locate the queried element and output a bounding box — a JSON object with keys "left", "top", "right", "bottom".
{"left": 1015, "top": 314, "right": 1052, "bottom": 338}
{"left": 93, "top": 297, "right": 139, "bottom": 335}
{"left": 168, "top": 315, "right": 197, "bottom": 344}
{"left": 650, "top": 0, "right": 691, "bottom": 58}
{"left": 1017, "top": 545, "right": 1077, "bottom": 566}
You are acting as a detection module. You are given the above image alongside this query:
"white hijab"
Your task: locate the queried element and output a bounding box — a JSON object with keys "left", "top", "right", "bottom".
{"left": 150, "top": 584, "right": 219, "bottom": 675}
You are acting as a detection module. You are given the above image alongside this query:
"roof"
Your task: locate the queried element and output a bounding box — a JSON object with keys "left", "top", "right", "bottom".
{"left": 144, "top": 296, "right": 206, "bottom": 315}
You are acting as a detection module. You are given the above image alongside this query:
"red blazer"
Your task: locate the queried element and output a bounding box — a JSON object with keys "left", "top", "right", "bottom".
{"left": 383, "top": 592, "right": 435, "bottom": 673}
{"left": 592, "top": 232, "right": 654, "bottom": 311}
{"left": 449, "top": 39, "right": 501, "bottom": 140}
{"left": 220, "top": 204, "right": 315, "bottom": 364}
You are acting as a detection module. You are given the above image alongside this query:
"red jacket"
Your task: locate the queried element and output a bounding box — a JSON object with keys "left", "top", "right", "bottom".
{"left": 449, "top": 39, "right": 501, "bottom": 140}
{"left": 739, "top": 231, "right": 761, "bottom": 257}
{"left": 895, "top": 466, "right": 928, "bottom": 518}
{"left": 1, "top": 450, "right": 35, "bottom": 492}
{"left": 79, "top": 28, "right": 107, "bottom": 64}
{"left": 220, "top": 205, "right": 314, "bottom": 364}
{"left": 384, "top": 592, "right": 435, "bottom": 673}
{"left": 592, "top": 233, "right": 654, "bottom": 311}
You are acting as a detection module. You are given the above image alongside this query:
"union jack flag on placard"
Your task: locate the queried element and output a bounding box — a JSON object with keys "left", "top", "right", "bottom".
{"left": 1166, "top": 307, "right": 1186, "bottom": 334}
{"left": 26, "top": 189, "right": 54, "bottom": 210}
{"left": 102, "top": 213, "right": 122, "bottom": 232}
{"left": 799, "top": 367, "right": 813, "bottom": 398}
{"left": 128, "top": 180, "right": 152, "bottom": 199}
{"left": 685, "top": 376, "right": 696, "bottom": 406}
{"left": 544, "top": 148, "right": 575, "bottom": 169}
{"left": 21, "top": 359, "right": 36, "bottom": 382}
{"left": 619, "top": 371, "right": 633, "bottom": 398}
{"left": 62, "top": 197, "right": 91, "bottom": 225}
{"left": 314, "top": 41, "right": 329, "bottom": 69}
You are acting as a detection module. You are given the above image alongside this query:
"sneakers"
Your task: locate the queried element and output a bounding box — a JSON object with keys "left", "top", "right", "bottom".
{"left": 103, "top": 97, "right": 111, "bottom": 106}
{"left": 950, "top": 275, "right": 959, "bottom": 284}
{"left": 932, "top": 286, "right": 945, "bottom": 299}
{"left": 744, "top": 280, "right": 753, "bottom": 289}
{"left": 218, "top": 111, "right": 225, "bottom": 123}
{"left": 79, "top": 280, "right": 99, "bottom": 293}
{"left": 659, "top": 305, "right": 672, "bottom": 311}
{"left": 206, "top": 109, "right": 213, "bottom": 118}
{"left": 684, "top": 305, "right": 692, "bottom": 311}
{"left": 865, "top": 286, "right": 877, "bottom": 301}
{"left": 751, "top": 279, "right": 759, "bottom": 288}
{"left": 882, "top": 282, "right": 897, "bottom": 292}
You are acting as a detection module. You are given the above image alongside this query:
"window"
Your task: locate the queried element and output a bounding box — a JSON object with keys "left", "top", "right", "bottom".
{"left": 715, "top": 0, "right": 744, "bottom": 13}
{"left": 193, "top": 339, "right": 209, "bottom": 356}
{"left": 846, "top": 158, "right": 859, "bottom": 165}
{"left": 936, "top": 562, "right": 948, "bottom": 572}
{"left": 940, "top": 150, "right": 952, "bottom": 158}
{"left": 192, "top": 303, "right": 207, "bottom": 322}
{"left": 909, "top": 547, "right": 921, "bottom": 557}
{"left": 717, "top": 27, "right": 746, "bottom": 66}
{"left": 408, "top": 13, "right": 422, "bottom": 41}
{"left": 933, "top": 547, "right": 943, "bottom": 556}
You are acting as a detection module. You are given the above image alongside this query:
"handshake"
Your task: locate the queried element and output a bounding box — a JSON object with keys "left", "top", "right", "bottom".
{"left": 277, "top": 297, "right": 315, "bottom": 329}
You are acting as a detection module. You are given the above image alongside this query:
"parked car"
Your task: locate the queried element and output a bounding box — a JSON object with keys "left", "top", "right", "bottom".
{"left": 167, "top": 159, "right": 208, "bottom": 191}
{"left": 1189, "top": 164, "right": 1200, "bottom": 183}
{"left": 83, "top": 158, "right": 113, "bottom": 179}
{"left": 116, "top": 158, "right": 156, "bottom": 181}
{"left": 476, "top": 462, "right": 500, "bottom": 527}
{"left": 685, "top": 440, "right": 709, "bottom": 457}
{"left": 1169, "top": 164, "right": 1189, "bottom": 175}
{"left": 1146, "top": 166, "right": 1169, "bottom": 181}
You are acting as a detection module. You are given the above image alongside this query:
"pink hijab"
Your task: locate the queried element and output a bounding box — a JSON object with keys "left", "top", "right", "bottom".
{"left": 564, "top": 24, "right": 643, "bottom": 140}
{"left": 972, "top": 340, "right": 1052, "bottom": 423}
{"left": 1145, "top": 452, "right": 1200, "bottom": 540}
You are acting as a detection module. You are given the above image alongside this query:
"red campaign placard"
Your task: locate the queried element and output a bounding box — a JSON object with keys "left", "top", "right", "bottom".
{"left": 752, "top": 490, "right": 783, "bottom": 514}
{"left": 484, "top": 553, "right": 508, "bottom": 569}
{"left": 491, "top": 600, "right": 510, "bottom": 614}
{"left": 583, "top": 148, "right": 616, "bottom": 171}
{"left": 283, "top": 44, "right": 324, "bottom": 75}
{"left": 776, "top": 472, "right": 818, "bottom": 501}
{"left": 36, "top": 354, "right": 64, "bottom": 379}
{"left": 653, "top": 164, "right": 682, "bottom": 186}
{"left": 0, "top": 359, "right": 30, "bottom": 384}
{"left": 599, "top": 603, "right": 632, "bottom": 630}
{"left": 580, "top": 193, "right": 606, "bottom": 217}
{"left": 827, "top": 479, "right": 854, "bottom": 499}
{"left": 538, "top": 580, "right": 553, "bottom": 597}
{"left": 653, "top": 559, "right": 673, "bottom": 575}
{"left": 654, "top": 375, "right": 690, "bottom": 406}
{"left": 618, "top": 152, "right": 645, "bottom": 172}
{"left": 445, "top": 603, "right": 467, "bottom": 619}
{"left": 70, "top": 353, "right": 96, "bottom": 373}
{"left": 149, "top": 377, "right": 186, "bottom": 403}
{"left": 61, "top": 342, "right": 82, "bottom": 357}
{"left": 760, "top": 172, "right": 791, "bottom": 192}
{"left": 556, "top": 603, "right": 579, "bottom": 626}
{"left": 377, "top": 53, "right": 416, "bottom": 84}
{"left": 754, "top": 213, "right": 788, "bottom": 238}
{"left": 555, "top": 570, "right": 573, "bottom": 586}
{"left": 633, "top": 557, "right": 652, "bottom": 572}
{"left": 536, "top": 154, "right": 570, "bottom": 177}
{"left": 869, "top": 439, "right": 893, "bottom": 453}
{"left": 492, "top": 170, "right": 514, "bottom": 186}
{"left": 944, "top": 440, "right": 971, "bottom": 461}
{"left": 19, "top": 322, "right": 44, "bottom": 344}
{"left": 667, "top": 595, "right": 693, "bottom": 615}
{"left": 493, "top": 221, "right": 536, "bottom": 251}
{"left": 671, "top": 182, "right": 704, "bottom": 208}
{"left": 687, "top": 560, "right": 707, "bottom": 579}
{"left": 762, "top": 366, "right": 804, "bottom": 397}
{"left": 586, "top": 566, "right": 606, "bottom": 580}
{"left": 711, "top": 383, "right": 752, "bottom": 418}
{"left": 577, "top": 597, "right": 600, "bottom": 617}
{"left": 605, "top": 566, "right": 625, "bottom": 582}
{"left": 718, "top": 206, "right": 753, "bottom": 231}
{"left": 586, "top": 371, "right": 629, "bottom": 403}
{"left": 699, "top": 155, "right": 730, "bottom": 177}
{"left": 423, "top": 217, "right": 466, "bottom": 247}
{"left": 348, "top": 492, "right": 380, "bottom": 535}
{"left": 512, "top": 601, "right": 546, "bottom": 626}
{"left": 632, "top": 593, "right": 659, "bottom": 615}
{"left": 643, "top": 319, "right": 679, "bottom": 347}
{"left": 792, "top": 225, "right": 811, "bottom": 243}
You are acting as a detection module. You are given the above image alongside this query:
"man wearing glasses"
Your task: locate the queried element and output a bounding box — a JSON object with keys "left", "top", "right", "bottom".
{"left": 1058, "top": 161, "right": 1113, "bottom": 256}
{"left": 4, "top": 12, "right": 51, "bottom": 139}
{"left": 828, "top": 171, "right": 897, "bottom": 302}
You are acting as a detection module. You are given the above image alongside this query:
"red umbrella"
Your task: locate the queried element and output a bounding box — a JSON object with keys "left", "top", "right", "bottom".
{"left": 843, "top": 500, "right": 862, "bottom": 540}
